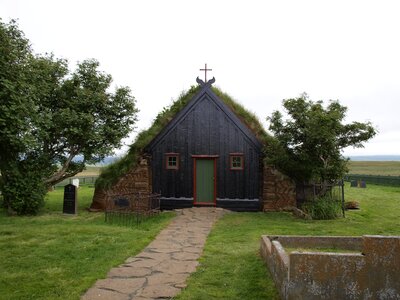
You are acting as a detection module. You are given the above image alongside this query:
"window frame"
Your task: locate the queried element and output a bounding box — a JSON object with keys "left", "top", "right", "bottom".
{"left": 165, "top": 153, "right": 180, "bottom": 170}
{"left": 229, "top": 153, "right": 244, "bottom": 171}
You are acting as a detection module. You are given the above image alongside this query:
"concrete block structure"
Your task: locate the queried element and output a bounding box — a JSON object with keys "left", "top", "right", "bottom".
{"left": 260, "top": 235, "right": 400, "bottom": 300}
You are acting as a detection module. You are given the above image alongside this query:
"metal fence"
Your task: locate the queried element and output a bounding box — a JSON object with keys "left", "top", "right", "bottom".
{"left": 104, "top": 191, "right": 161, "bottom": 226}
{"left": 54, "top": 176, "right": 98, "bottom": 187}
{"left": 344, "top": 174, "right": 400, "bottom": 187}
{"left": 296, "top": 181, "right": 345, "bottom": 217}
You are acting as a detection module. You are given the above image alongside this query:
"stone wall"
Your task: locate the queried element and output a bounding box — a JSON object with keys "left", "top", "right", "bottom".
{"left": 262, "top": 166, "right": 296, "bottom": 211}
{"left": 260, "top": 235, "right": 400, "bottom": 300}
{"left": 90, "top": 157, "right": 152, "bottom": 211}
{"left": 91, "top": 162, "right": 296, "bottom": 211}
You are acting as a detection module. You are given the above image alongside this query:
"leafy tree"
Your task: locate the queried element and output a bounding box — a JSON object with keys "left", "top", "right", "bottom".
{"left": 0, "top": 20, "right": 138, "bottom": 214}
{"left": 265, "top": 93, "right": 376, "bottom": 183}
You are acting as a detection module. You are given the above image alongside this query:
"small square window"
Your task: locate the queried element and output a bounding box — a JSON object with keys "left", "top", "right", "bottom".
{"left": 230, "top": 154, "right": 244, "bottom": 170}
{"left": 166, "top": 153, "right": 179, "bottom": 170}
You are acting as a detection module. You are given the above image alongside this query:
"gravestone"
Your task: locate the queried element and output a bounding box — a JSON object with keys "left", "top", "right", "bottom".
{"left": 350, "top": 180, "right": 358, "bottom": 187}
{"left": 72, "top": 178, "right": 79, "bottom": 187}
{"left": 63, "top": 184, "right": 77, "bottom": 214}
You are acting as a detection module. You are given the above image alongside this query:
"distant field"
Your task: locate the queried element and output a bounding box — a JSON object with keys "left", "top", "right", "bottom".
{"left": 77, "top": 166, "right": 102, "bottom": 176}
{"left": 76, "top": 162, "right": 400, "bottom": 177}
{"left": 347, "top": 161, "right": 400, "bottom": 176}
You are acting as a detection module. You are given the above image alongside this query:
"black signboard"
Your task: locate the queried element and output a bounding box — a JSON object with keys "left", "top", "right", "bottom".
{"left": 63, "top": 184, "right": 77, "bottom": 214}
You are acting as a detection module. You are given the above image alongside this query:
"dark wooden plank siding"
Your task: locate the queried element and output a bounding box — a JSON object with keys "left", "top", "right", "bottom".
{"left": 151, "top": 93, "right": 261, "bottom": 203}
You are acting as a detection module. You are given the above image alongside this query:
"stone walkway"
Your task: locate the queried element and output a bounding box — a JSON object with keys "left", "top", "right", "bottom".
{"left": 82, "top": 207, "right": 227, "bottom": 300}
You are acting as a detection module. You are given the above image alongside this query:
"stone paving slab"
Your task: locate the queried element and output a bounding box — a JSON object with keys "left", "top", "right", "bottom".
{"left": 81, "top": 207, "right": 227, "bottom": 300}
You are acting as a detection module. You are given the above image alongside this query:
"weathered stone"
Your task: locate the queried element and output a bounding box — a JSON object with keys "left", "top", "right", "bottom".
{"left": 153, "top": 260, "right": 199, "bottom": 274}
{"left": 262, "top": 166, "right": 296, "bottom": 211}
{"left": 94, "top": 278, "right": 146, "bottom": 294}
{"left": 146, "top": 273, "right": 189, "bottom": 286}
{"left": 139, "top": 284, "right": 181, "bottom": 298}
{"left": 124, "top": 257, "right": 142, "bottom": 263}
{"left": 136, "top": 251, "right": 171, "bottom": 261}
{"left": 89, "top": 156, "right": 152, "bottom": 210}
{"left": 182, "top": 246, "right": 203, "bottom": 254}
{"left": 145, "top": 247, "right": 181, "bottom": 254}
{"left": 282, "top": 206, "right": 312, "bottom": 220}
{"left": 147, "top": 240, "right": 183, "bottom": 250}
{"left": 81, "top": 287, "right": 130, "bottom": 300}
{"left": 345, "top": 201, "right": 360, "bottom": 209}
{"left": 260, "top": 235, "right": 400, "bottom": 300}
{"left": 124, "top": 258, "right": 160, "bottom": 268}
{"left": 171, "top": 251, "right": 200, "bottom": 261}
{"left": 82, "top": 208, "right": 224, "bottom": 300}
{"left": 134, "top": 182, "right": 148, "bottom": 188}
{"left": 107, "top": 266, "right": 152, "bottom": 278}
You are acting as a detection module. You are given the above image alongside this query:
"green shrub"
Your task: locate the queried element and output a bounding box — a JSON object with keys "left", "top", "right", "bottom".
{"left": 2, "top": 163, "right": 46, "bottom": 215}
{"left": 302, "top": 195, "right": 342, "bottom": 220}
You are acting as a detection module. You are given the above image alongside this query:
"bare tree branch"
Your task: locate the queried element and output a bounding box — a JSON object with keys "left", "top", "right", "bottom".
{"left": 44, "top": 150, "right": 78, "bottom": 186}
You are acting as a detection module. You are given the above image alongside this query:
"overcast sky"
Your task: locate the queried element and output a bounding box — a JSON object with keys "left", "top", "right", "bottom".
{"left": 1, "top": 0, "right": 399, "bottom": 156}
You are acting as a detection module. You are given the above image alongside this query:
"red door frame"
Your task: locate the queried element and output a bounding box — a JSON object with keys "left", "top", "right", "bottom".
{"left": 192, "top": 155, "right": 218, "bottom": 206}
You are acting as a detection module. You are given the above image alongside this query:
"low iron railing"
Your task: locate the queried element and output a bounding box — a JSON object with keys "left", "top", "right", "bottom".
{"left": 296, "top": 180, "right": 345, "bottom": 217}
{"left": 104, "top": 191, "right": 160, "bottom": 226}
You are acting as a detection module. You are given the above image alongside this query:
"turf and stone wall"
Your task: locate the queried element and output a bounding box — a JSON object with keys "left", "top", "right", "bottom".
{"left": 91, "top": 162, "right": 297, "bottom": 211}
{"left": 260, "top": 235, "right": 400, "bottom": 300}
{"left": 262, "top": 166, "right": 296, "bottom": 211}
{"left": 90, "top": 157, "right": 152, "bottom": 210}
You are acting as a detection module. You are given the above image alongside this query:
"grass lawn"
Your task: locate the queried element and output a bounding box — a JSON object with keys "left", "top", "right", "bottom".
{"left": 176, "top": 184, "right": 400, "bottom": 300}
{"left": 0, "top": 186, "right": 175, "bottom": 300}
{"left": 1, "top": 184, "right": 399, "bottom": 299}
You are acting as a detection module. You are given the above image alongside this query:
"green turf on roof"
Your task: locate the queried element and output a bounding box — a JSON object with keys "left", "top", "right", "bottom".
{"left": 95, "top": 85, "right": 273, "bottom": 189}
{"left": 211, "top": 87, "right": 273, "bottom": 144}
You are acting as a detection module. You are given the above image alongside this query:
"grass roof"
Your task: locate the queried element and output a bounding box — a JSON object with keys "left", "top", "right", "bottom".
{"left": 96, "top": 85, "right": 273, "bottom": 189}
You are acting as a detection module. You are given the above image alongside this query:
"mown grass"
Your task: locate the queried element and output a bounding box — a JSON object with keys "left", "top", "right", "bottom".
{"left": 0, "top": 186, "right": 174, "bottom": 300}
{"left": 347, "top": 161, "right": 400, "bottom": 176}
{"left": 176, "top": 184, "right": 400, "bottom": 300}
{"left": 1, "top": 184, "right": 398, "bottom": 299}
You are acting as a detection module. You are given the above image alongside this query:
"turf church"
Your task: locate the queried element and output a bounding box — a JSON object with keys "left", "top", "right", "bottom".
{"left": 90, "top": 67, "right": 296, "bottom": 211}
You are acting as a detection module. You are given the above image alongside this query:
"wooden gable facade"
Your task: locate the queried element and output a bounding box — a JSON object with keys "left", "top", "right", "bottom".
{"left": 90, "top": 78, "right": 297, "bottom": 212}
{"left": 146, "top": 79, "right": 263, "bottom": 211}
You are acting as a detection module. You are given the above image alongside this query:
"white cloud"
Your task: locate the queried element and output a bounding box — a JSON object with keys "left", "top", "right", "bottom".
{"left": 1, "top": 0, "right": 399, "bottom": 156}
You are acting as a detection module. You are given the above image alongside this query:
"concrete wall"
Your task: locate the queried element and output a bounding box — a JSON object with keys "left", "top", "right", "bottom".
{"left": 262, "top": 166, "right": 296, "bottom": 211}
{"left": 260, "top": 236, "right": 290, "bottom": 296}
{"left": 90, "top": 157, "right": 152, "bottom": 210}
{"left": 260, "top": 235, "right": 400, "bottom": 300}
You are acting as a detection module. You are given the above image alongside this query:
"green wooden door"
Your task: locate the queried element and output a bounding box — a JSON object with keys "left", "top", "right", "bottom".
{"left": 195, "top": 159, "right": 215, "bottom": 203}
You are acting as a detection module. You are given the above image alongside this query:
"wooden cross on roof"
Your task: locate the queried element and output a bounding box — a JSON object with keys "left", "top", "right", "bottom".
{"left": 200, "top": 63, "right": 212, "bottom": 82}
